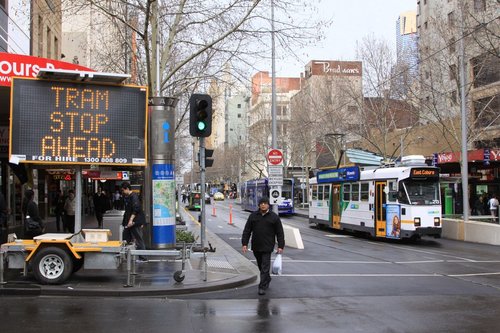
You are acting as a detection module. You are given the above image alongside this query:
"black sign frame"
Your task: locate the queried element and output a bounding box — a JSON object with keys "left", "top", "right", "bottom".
{"left": 9, "top": 78, "right": 148, "bottom": 166}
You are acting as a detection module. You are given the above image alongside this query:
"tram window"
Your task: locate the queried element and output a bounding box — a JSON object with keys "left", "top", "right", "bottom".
{"left": 398, "top": 183, "right": 410, "bottom": 204}
{"left": 388, "top": 180, "right": 398, "bottom": 202}
{"left": 351, "top": 183, "right": 360, "bottom": 201}
{"left": 318, "top": 186, "right": 324, "bottom": 200}
{"left": 360, "top": 183, "right": 369, "bottom": 201}
{"left": 312, "top": 185, "right": 318, "bottom": 200}
{"left": 343, "top": 184, "right": 351, "bottom": 201}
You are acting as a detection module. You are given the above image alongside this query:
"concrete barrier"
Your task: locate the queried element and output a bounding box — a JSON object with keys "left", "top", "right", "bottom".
{"left": 283, "top": 224, "right": 304, "bottom": 249}
{"left": 442, "top": 218, "right": 500, "bottom": 246}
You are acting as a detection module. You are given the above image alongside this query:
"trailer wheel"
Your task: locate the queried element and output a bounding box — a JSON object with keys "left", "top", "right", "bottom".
{"left": 32, "top": 247, "right": 74, "bottom": 285}
{"left": 173, "top": 270, "right": 185, "bottom": 282}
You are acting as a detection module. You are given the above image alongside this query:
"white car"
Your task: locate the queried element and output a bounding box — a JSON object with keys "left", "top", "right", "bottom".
{"left": 213, "top": 192, "right": 225, "bottom": 201}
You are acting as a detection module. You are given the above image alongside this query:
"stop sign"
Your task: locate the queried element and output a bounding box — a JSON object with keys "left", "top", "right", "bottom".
{"left": 267, "top": 149, "right": 284, "bottom": 165}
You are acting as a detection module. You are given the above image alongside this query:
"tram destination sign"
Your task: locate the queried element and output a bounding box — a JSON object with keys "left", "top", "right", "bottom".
{"left": 9, "top": 78, "right": 148, "bottom": 166}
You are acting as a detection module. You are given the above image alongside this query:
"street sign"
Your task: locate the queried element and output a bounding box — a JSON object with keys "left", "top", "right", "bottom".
{"left": 267, "top": 149, "right": 284, "bottom": 166}
{"left": 175, "top": 175, "right": 184, "bottom": 185}
{"left": 270, "top": 186, "right": 282, "bottom": 205}
{"left": 10, "top": 78, "right": 148, "bottom": 166}
{"left": 268, "top": 175, "right": 283, "bottom": 186}
{"left": 268, "top": 165, "right": 283, "bottom": 175}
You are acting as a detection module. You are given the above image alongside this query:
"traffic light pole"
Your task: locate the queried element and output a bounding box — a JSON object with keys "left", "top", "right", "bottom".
{"left": 199, "top": 137, "right": 207, "bottom": 249}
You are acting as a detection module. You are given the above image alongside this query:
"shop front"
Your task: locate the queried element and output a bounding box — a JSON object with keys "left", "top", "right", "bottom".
{"left": 434, "top": 148, "right": 500, "bottom": 216}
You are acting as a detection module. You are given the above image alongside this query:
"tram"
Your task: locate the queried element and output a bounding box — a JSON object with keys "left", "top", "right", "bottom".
{"left": 241, "top": 178, "right": 295, "bottom": 215}
{"left": 309, "top": 156, "right": 442, "bottom": 239}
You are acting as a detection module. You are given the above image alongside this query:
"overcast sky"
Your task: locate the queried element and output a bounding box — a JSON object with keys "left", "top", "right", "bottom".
{"left": 274, "top": 0, "right": 418, "bottom": 77}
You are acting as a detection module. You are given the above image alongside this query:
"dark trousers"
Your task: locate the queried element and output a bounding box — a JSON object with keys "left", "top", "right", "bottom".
{"left": 55, "top": 213, "right": 63, "bottom": 232}
{"left": 253, "top": 251, "right": 272, "bottom": 289}
{"left": 64, "top": 215, "right": 75, "bottom": 233}
{"left": 95, "top": 211, "right": 104, "bottom": 228}
{"left": 123, "top": 225, "right": 146, "bottom": 259}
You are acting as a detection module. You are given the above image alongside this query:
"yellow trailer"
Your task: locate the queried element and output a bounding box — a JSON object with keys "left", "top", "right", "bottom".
{"left": 1, "top": 230, "right": 126, "bottom": 285}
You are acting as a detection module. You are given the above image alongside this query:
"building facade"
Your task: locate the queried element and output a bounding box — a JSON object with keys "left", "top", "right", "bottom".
{"left": 246, "top": 71, "right": 301, "bottom": 178}
{"left": 290, "top": 60, "right": 363, "bottom": 169}
{"left": 417, "top": 0, "right": 500, "bottom": 214}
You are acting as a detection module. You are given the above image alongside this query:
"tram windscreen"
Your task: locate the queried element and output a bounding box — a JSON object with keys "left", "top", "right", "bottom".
{"left": 400, "top": 180, "right": 440, "bottom": 205}
{"left": 282, "top": 180, "right": 293, "bottom": 200}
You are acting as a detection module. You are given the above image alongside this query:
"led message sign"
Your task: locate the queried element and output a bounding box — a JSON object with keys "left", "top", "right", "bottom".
{"left": 10, "top": 78, "right": 148, "bottom": 166}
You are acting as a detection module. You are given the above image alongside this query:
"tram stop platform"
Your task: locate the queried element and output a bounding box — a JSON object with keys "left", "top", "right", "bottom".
{"left": 0, "top": 209, "right": 259, "bottom": 297}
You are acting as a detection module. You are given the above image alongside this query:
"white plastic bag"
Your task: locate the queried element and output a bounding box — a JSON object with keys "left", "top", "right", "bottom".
{"left": 272, "top": 254, "right": 282, "bottom": 275}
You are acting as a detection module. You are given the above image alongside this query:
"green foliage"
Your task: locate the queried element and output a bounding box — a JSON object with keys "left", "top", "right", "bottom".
{"left": 176, "top": 229, "right": 196, "bottom": 243}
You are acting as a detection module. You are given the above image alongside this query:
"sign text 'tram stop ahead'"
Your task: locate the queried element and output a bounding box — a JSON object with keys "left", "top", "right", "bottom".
{"left": 9, "top": 78, "right": 148, "bottom": 166}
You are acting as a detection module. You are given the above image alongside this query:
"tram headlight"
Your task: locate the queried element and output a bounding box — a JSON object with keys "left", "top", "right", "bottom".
{"left": 434, "top": 217, "right": 441, "bottom": 226}
{"left": 414, "top": 217, "right": 421, "bottom": 227}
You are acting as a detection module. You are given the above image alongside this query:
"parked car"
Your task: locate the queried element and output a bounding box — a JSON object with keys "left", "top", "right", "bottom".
{"left": 213, "top": 192, "right": 225, "bottom": 201}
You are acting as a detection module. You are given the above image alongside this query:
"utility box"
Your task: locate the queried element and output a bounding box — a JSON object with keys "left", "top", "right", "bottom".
{"left": 103, "top": 209, "right": 125, "bottom": 241}
{"left": 82, "top": 229, "right": 112, "bottom": 243}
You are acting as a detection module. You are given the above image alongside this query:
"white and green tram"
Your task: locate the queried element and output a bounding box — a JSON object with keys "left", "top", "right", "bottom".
{"left": 309, "top": 160, "right": 442, "bottom": 239}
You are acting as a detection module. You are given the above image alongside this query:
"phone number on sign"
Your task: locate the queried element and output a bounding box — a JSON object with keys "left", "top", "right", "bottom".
{"left": 84, "top": 157, "right": 128, "bottom": 163}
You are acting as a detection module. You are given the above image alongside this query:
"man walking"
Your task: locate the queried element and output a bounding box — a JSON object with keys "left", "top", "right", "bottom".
{"left": 121, "top": 182, "right": 147, "bottom": 262}
{"left": 242, "top": 196, "right": 285, "bottom": 295}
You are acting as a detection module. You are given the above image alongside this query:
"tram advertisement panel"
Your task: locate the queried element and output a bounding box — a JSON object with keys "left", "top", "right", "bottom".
{"left": 9, "top": 78, "right": 148, "bottom": 166}
{"left": 386, "top": 204, "right": 401, "bottom": 239}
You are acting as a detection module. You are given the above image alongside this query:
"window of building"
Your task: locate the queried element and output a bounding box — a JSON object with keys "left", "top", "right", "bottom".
{"left": 474, "top": 95, "right": 500, "bottom": 128}
{"left": 474, "top": 0, "right": 486, "bottom": 12}
{"left": 472, "top": 53, "right": 500, "bottom": 88}
{"left": 449, "top": 37, "right": 456, "bottom": 53}
{"left": 348, "top": 105, "right": 358, "bottom": 113}
{"left": 424, "top": 21, "right": 428, "bottom": 29}
{"left": 46, "top": 27, "right": 52, "bottom": 59}
{"left": 449, "top": 64, "right": 457, "bottom": 81}
{"left": 448, "top": 12, "right": 455, "bottom": 27}
{"left": 237, "top": 104, "right": 241, "bottom": 108}
{"left": 450, "top": 90, "right": 458, "bottom": 105}
{"left": 424, "top": 0, "right": 427, "bottom": 4}
{"left": 425, "top": 71, "right": 430, "bottom": 79}
{"left": 237, "top": 114, "right": 241, "bottom": 118}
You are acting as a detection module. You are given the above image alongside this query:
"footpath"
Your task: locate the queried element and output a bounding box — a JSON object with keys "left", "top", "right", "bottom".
{"left": 0, "top": 207, "right": 259, "bottom": 297}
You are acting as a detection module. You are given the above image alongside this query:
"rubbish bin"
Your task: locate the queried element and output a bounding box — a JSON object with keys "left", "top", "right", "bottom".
{"left": 103, "top": 209, "right": 124, "bottom": 241}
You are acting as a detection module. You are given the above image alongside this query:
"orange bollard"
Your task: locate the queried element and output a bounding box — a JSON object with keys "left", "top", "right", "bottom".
{"left": 228, "top": 204, "right": 233, "bottom": 225}
{"left": 212, "top": 200, "right": 216, "bottom": 217}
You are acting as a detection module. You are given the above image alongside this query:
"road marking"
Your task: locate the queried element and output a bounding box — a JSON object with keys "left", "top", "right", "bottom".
{"left": 448, "top": 272, "right": 500, "bottom": 277}
{"left": 277, "top": 273, "right": 442, "bottom": 277}
{"left": 394, "top": 260, "right": 445, "bottom": 264}
{"left": 324, "top": 234, "right": 353, "bottom": 238}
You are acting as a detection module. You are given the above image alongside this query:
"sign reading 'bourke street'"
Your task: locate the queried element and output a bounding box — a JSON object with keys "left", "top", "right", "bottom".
{"left": 10, "top": 78, "right": 148, "bottom": 166}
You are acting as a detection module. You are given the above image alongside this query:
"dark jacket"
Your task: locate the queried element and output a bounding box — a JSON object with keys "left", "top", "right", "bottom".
{"left": 25, "top": 200, "right": 44, "bottom": 228}
{"left": 242, "top": 209, "right": 285, "bottom": 253}
{"left": 122, "top": 192, "right": 146, "bottom": 227}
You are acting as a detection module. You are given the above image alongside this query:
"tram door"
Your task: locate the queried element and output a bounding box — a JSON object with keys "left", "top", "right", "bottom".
{"left": 332, "top": 185, "right": 341, "bottom": 229}
{"left": 374, "top": 181, "right": 387, "bottom": 237}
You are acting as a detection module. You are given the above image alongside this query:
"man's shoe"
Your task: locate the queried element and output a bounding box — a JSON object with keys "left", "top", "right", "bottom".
{"left": 136, "top": 257, "right": 148, "bottom": 263}
{"left": 258, "top": 288, "right": 266, "bottom": 295}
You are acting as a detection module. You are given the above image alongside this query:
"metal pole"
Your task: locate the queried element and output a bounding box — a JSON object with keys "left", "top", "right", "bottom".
{"left": 200, "top": 137, "right": 206, "bottom": 248}
{"left": 459, "top": 21, "right": 469, "bottom": 222}
{"left": 271, "top": 0, "right": 279, "bottom": 215}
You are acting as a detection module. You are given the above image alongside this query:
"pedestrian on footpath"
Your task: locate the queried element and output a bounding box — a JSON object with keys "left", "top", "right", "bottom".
{"left": 63, "top": 190, "right": 76, "bottom": 233}
{"left": 93, "top": 188, "right": 109, "bottom": 229}
{"left": 488, "top": 194, "right": 499, "bottom": 223}
{"left": 22, "top": 189, "right": 44, "bottom": 239}
{"left": 121, "top": 182, "right": 147, "bottom": 262}
{"left": 54, "top": 189, "right": 65, "bottom": 232}
{"left": 241, "top": 196, "right": 284, "bottom": 295}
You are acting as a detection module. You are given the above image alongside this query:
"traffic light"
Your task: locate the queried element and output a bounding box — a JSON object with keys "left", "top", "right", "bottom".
{"left": 198, "top": 148, "right": 214, "bottom": 168}
{"left": 205, "top": 149, "right": 214, "bottom": 168}
{"left": 189, "top": 94, "right": 212, "bottom": 137}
